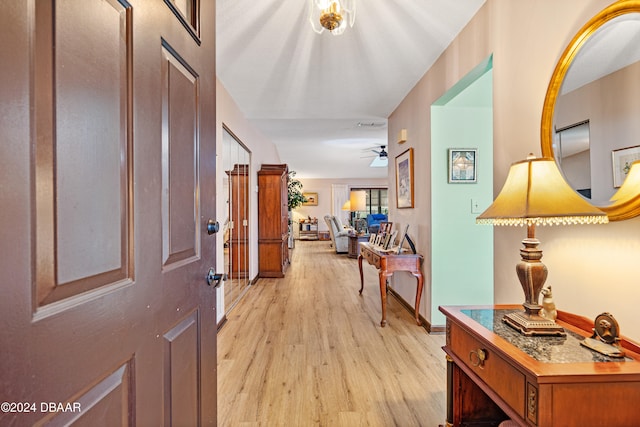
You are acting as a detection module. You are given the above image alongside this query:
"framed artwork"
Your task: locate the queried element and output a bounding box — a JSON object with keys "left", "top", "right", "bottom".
{"left": 395, "top": 148, "right": 414, "bottom": 208}
{"left": 302, "top": 192, "right": 318, "bottom": 206}
{"left": 448, "top": 148, "right": 477, "bottom": 183}
{"left": 612, "top": 145, "right": 640, "bottom": 188}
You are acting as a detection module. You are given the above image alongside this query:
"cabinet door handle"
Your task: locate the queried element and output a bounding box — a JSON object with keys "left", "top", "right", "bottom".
{"left": 469, "top": 348, "right": 487, "bottom": 367}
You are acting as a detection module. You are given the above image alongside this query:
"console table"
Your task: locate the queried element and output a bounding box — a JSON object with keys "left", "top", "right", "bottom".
{"left": 358, "top": 242, "right": 423, "bottom": 327}
{"left": 440, "top": 304, "right": 640, "bottom": 426}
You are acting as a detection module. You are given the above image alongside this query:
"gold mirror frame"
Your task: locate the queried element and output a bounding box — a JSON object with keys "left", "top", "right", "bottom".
{"left": 541, "top": 0, "right": 640, "bottom": 221}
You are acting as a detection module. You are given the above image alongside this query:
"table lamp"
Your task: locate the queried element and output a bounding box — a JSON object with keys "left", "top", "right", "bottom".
{"left": 476, "top": 154, "right": 608, "bottom": 336}
{"left": 341, "top": 200, "right": 352, "bottom": 226}
{"left": 348, "top": 190, "right": 367, "bottom": 232}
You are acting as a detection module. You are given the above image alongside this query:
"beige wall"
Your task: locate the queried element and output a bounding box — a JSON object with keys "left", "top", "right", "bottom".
{"left": 389, "top": 0, "right": 640, "bottom": 340}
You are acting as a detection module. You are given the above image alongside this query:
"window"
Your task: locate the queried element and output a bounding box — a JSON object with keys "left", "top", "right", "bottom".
{"left": 352, "top": 187, "right": 388, "bottom": 217}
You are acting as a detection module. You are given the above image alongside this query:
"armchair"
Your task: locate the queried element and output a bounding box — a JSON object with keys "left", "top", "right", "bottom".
{"left": 323, "top": 215, "right": 349, "bottom": 254}
{"left": 366, "top": 213, "right": 388, "bottom": 234}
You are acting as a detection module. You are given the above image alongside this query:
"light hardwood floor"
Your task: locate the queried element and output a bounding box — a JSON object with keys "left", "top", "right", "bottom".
{"left": 217, "top": 240, "right": 447, "bottom": 426}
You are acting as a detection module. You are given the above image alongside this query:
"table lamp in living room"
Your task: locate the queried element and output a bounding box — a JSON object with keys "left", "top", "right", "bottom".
{"left": 341, "top": 199, "right": 351, "bottom": 227}
{"left": 344, "top": 190, "right": 367, "bottom": 233}
{"left": 476, "top": 154, "right": 608, "bottom": 336}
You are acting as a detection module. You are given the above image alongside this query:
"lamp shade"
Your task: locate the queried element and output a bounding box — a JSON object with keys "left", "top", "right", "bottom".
{"left": 477, "top": 155, "right": 608, "bottom": 226}
{"left": 350, "top": 190, "right": 366, "bottom": 212}
{"left": 341, "top": 200, "right": 351, "bottom": 211}
{"left": 610, "top": 160, "right": 640, "bottom": 203}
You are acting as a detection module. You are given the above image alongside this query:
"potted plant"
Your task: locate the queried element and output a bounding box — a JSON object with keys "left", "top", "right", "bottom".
{"left": 287, "top": 171, "right": 307, "bottom": 248}
{"left": 288, "top": 171, "right": 306, "bottom": 210}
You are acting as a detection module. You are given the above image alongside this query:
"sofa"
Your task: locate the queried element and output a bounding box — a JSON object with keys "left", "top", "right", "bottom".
{"left": 324, "top": 215, "right": 349, "bottom": 254}
{"left": 366, "top": 213, "right": 388, "bottom": 234}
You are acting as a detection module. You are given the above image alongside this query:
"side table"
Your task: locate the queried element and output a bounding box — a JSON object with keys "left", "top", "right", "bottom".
{"left": 347, "top": 234, "right": 369, "bottom": 258}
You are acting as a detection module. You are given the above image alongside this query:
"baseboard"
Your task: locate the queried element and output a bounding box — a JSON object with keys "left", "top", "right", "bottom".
{"left": 217, "top": 315, "right": 228, "bottom": 331}
{"left": 387, "top": 286, "right": 444, "bottom": 334}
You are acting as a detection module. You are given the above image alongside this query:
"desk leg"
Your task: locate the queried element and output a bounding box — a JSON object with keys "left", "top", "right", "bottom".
{"left": 412, "top": 270, "right": 424, "bottom": 326}
{"left": 446, "top": 355, "right": 454, "bottom": 427}
{"left": 358, "top": 254, "right": 364, "bottom": 294}
{"left": 379, "top": 270, "right": 391, "bottom": 327}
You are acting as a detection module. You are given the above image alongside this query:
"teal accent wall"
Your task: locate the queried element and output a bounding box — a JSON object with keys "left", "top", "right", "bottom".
{"left": 430, "top": 60, "right": 494, "bottom": 326}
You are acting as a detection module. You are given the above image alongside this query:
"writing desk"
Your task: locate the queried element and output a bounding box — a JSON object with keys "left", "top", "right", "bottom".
{"left": 358, "top": 242, "right": 423, "bottom": 327}
{"left": 440, "top": 304, "right": 640, "bottom": 426}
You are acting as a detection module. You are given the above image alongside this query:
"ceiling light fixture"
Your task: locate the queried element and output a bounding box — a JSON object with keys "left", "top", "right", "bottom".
{"left": 309, "top": 0, "right": 356, "bottom": 36}
{"left": 369, "top": 156, "right": 388, "bottom": 168}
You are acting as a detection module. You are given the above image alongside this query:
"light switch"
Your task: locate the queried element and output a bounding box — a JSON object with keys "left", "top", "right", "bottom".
{"left": 471, "top": 198, "right": 481, "bottom": 214}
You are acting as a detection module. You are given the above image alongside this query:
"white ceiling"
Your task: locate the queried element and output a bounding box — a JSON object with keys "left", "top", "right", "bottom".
{"left": 216, "top": 0, "right": 486, "bottom": 179}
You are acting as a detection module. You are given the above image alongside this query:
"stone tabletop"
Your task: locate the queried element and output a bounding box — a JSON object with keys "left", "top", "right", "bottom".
{"left": 461, "top": 308, "right": 631, "bottom": 363}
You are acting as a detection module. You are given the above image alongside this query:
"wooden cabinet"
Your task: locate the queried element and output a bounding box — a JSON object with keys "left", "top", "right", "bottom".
{"left": 440, "top": 305, "right": 640, "bottom": 427}
{"left": 258, "top": 164, "right": 289, "bottom": 278}
{"left": 227, "top": 164, "right": 249, "bottom": 279}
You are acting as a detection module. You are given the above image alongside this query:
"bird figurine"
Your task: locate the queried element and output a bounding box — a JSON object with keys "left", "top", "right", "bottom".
{"left": 540, "top": 286, "right": 557, "bottom": 322}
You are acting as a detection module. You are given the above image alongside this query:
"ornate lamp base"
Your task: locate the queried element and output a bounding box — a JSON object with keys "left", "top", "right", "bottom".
{"left": 503, "top": 311, "right": 566, "bottom": 337}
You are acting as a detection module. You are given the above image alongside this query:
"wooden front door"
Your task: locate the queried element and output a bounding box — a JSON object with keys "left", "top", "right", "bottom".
{"left": 0, "top": 1, "right": 217, "bottom": 425}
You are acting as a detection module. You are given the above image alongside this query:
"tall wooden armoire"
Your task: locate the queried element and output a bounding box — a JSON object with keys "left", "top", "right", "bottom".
{"left": 227, "top": 164, "right": 249, "bottom": 279}
{"left": 258, "top": 164, "right": 289, "bottom": 278}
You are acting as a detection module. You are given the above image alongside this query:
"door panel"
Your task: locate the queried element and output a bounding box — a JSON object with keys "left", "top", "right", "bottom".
{"left": 1, "top": 0, "right": 217, "bottom": 425}
{"left": 164, "top": 312, "right": 199, "bottom": 426}
{"left": 162, "top": 42, "right": 200, "bottom": 269}
{"left": 34, "top": 363, "right": 133, "bottom": 427}
{"left": 33, "top": 0, "right": 132, "bottom": 309}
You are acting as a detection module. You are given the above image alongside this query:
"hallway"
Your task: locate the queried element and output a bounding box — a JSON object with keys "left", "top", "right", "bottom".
{"left": 217, "top": 240, "right": 447, "bottom": 426}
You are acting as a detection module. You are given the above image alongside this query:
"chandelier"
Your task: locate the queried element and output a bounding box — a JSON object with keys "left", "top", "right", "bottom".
{"left": 309, "top": 0, "right": 356, "bottom": 36}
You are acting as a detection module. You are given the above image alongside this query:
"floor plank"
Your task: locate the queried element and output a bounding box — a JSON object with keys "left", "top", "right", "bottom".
{"left": 217, "top": 240, "right": 447, "bottom": 426}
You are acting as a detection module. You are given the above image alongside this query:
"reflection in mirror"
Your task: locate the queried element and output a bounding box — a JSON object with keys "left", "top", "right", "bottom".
{"left": 554, "top": 121, "right": 591, "bottom": 199}
{"left": 222, "top": 126, "right": 251, "bottom": 314}
{"left": 541, "top": 1, "right": 640, "bottom": 220}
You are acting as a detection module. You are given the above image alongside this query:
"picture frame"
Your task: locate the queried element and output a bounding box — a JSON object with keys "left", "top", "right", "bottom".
{"left": 384, "top": 230, "right": 398, "bottom": 250}
{"left": 396, "top": 224, "right": 416, "bottom": 254}
{"left": 612, "top": 145, "right": 640, "bottom": 188}
{"left": 302, "top": 192, "right": 318, "bottom": 206}
{"left": 378, "top": 221, "right": 392, "bottom": 235}
{"left": 382, "top": 232, "right": 393, "bottom": 250}
{"left": 395, "top": 148, "right": 414, "bottom": 208}
{"left": 448, "top": 148, "right": 477, "bottom": 183}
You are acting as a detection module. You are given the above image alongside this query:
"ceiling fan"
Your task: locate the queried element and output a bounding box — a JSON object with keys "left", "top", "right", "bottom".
{"left": 362, "top": 145, "right": 388, "bottom": 167}
{"left": 362, "top": 145, "right": 388, "bottom": 158}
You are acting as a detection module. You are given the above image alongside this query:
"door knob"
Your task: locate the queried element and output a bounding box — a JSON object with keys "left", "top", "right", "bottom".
{"left": 207, "top": 219, "right": 220, "bottom": 235}
{"left": 206, "top": 268, "right": 224, "bottom": 287}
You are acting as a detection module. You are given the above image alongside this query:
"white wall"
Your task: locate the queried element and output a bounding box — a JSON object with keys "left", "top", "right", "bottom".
{"left": 389, "top": 0, "right": 640, "bottom": 341}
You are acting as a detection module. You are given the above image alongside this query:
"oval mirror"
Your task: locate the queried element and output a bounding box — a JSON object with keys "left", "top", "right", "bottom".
{"left": 541, "top": 0, "right": 640, "bottom": 221}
